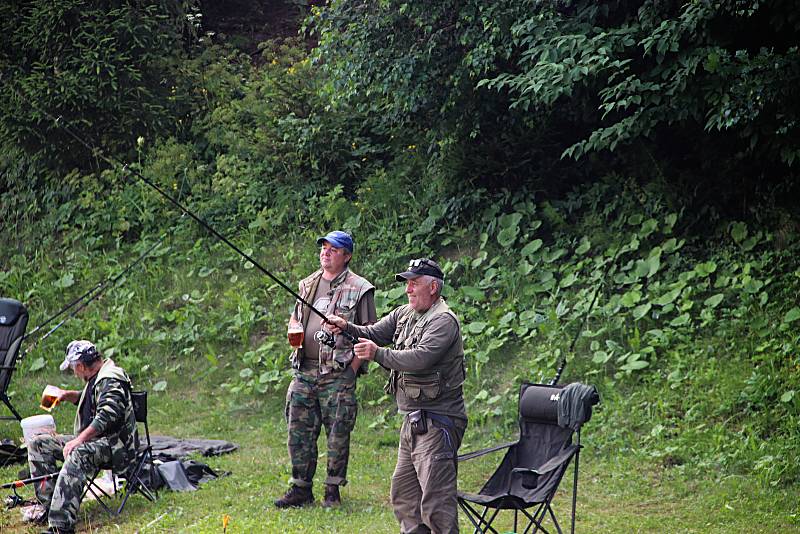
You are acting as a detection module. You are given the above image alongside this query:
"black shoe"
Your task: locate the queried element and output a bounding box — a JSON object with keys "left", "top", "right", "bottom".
{"left": 40, "top": 526, "right": 75, "bottom": 534}
{"left": 274, "top": 485, "right": 313, "bottom": 508}
{"left": 322, "top": 484, "right": 341, "bottom": 508}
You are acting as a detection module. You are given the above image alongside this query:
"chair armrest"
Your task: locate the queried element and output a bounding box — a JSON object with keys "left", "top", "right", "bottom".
{"left": 507, "top": 444, "right": 579, "bottom": 490}
{"left": 530, "top": 444, "right": 580, "bottom": 476}
{"left": 457, "top": 441, "right": 516, "bottom": 462}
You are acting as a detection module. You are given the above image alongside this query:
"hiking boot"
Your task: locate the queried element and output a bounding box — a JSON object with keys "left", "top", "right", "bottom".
{"left": 322, "top": 484, "right": 341, "bottom": 508}
{"left": 274, "top": 485, "right": 313, "bottom": 508}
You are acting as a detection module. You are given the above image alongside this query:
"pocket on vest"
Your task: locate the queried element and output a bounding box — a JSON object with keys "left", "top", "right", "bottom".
{"left": 400, "top": 372, "right": 441, "bottom": 401}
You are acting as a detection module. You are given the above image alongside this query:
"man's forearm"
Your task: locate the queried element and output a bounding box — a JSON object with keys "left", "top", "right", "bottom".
{"left": 62, "top": 390, "right": 81, "bottom": 405}
{"left": 75, "top": 424, "right": 99, "bottom": 444}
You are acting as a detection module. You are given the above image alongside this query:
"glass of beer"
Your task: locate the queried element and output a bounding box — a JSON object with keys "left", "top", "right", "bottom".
{"left": 40, "top": 385, "right": 62, "bottom": 412}
{"left": 288, "top": 324, "right": 304, "bottom": 349}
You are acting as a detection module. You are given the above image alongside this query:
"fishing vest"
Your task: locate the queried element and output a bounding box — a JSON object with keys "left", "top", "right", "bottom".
{"left": 386, "top": 299, "right": 467, "bottom": 416}
{"left": 74, "top": 359, "right": 139, "bottom": 471}
{"left": 292, "top": 268, "right": 375, "bottom": 374}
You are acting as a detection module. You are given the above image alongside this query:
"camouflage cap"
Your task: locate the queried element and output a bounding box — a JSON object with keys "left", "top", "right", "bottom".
{"left": 60, "top": 340, "right": 99, "bottom": 371}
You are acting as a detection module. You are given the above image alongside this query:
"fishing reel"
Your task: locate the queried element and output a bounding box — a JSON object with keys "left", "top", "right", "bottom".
{"left": 5, "top": 490, "right": 25, "bottom": 510}
{"left": 314, "top": 330, "right": 336, "bottom": 348}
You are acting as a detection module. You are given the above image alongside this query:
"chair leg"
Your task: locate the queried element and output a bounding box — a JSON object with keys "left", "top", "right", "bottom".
{"left": 570, "top": 448, "right": 580, "bottom": 534}
{"left": 83, "top": 470, "right": 119, "bottom": 517}
{"left": 116, "top": 449, "right": 158, "bottom": 514}
{"left": 457, "top": 499, "right": 503, "bottom": 534}
{"left": 0, "top": 395, "right": 22, "bottom": 421}
{"left": 521, "top": 503, "right": 551, "bottom": 534}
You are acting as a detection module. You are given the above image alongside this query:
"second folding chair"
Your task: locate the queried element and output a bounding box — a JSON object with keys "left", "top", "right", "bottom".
{"left": 83, "top": 390, "right": 159, "bottom": 515}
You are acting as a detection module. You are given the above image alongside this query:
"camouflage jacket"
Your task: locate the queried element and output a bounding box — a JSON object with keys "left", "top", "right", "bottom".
{"left": 291, "top": 268, "right": 375, "bottom": 374}
{"left": 74, "top": 359, "right": 139, "bottom": 471}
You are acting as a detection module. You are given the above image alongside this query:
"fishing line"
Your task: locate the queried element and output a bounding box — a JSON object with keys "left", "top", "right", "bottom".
{"left": 6, "top": 82, "right": 355, "bottom": 342}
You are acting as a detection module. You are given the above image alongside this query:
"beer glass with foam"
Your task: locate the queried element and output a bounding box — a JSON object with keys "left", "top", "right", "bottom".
{"left": 288, "top": 324, "right": 304, "bottom": 349}
{"left": 40, "top": 385, "right": 62, "bottom": 412}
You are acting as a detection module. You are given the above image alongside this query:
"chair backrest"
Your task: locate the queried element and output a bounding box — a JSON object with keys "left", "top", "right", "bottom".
{"left": 516, "top": 382, "right": 575, "bottom": 480}
{"left": 0, "top": 298, "right": 29, "bottom": 394}
{"left": 130, "top": 390, "right": 152, "bottom": 451}
{"left": 478, "top": 383, "right": 575, "bottom": 501}
{"left": 131, "top": 391, "right": 148, "bottom": 423}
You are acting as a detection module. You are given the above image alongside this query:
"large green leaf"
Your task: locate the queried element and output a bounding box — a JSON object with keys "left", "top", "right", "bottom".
{"left": 783, "top": 307, "right": 800, "bottom": 323}
{"left": 560, "top": 272, "right": 577, "bottom": 288}
{"left": 621, "top": 359, "right": 649, "bottom": 371}
{"left": 670, "top": 314, "right": 691, "bottom": 327}
{"left": 460, "top": 286, "right": 485, "bottom": 301}
{"left": 620, "top": 290, "right": 642, "bottom": 307}
{"left": 647, "top": 247, "right": 662, "bottom": 277}
{"left": 55, "top": 273, "right": 75, "bottom": 288}
{"left": 466, "top": 321, "right": 487, "bottom": 334}
{"left": 497, "top": 226, "right": 520, "bottom": 248}
{"left": 704, "top": 294, "right": 724, "bottom": 309}
{"left": 575, "top": 237, "right": 591, "bottom": 255}
{"left": 695, "top": 261, "right": 717, "bottom": 277}
{"left": 730, "top": 221, "right": 748, "bottom": 244}
{"left": 498, "top": 212, "right": 523, "bottom": 229}
{"left": 521, "top": 239, "right": 543, "bottom": 257}
{"left": 632, "top": 302, "right": 651, "bottom": 320}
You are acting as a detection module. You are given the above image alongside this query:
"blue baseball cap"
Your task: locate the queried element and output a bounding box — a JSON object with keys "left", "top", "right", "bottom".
{"left": 316, "top": 230, "right": 354, "bottom": 253}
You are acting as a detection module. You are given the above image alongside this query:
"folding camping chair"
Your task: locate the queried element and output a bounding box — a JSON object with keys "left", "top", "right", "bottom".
{"left": 457, "top": 382, "right": 598, "bottom": 534}
{"left": 83, "top": 391, "right": 159, "bottom": 515}
{"left": 0, "top": 298, "right": 29, "bottom": 422}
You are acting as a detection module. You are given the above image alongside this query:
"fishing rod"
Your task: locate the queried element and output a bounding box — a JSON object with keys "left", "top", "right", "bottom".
{"left": 23, "top": 234, "right": 168, "bottom": 355}
{"left": 2, "top": 472, "right": 59, "bottom": 509}
{"left": 549, "top": 248, "right": 619, "bottom": 385}
{"left": 7, "top": 82, "right": 355, "bottom": 345}
{"left": 22, "top": 282, "right": 105, "bottom": 342}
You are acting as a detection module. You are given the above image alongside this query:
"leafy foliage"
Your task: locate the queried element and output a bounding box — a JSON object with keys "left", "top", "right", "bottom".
{"left": 0, "top": 0, "right": 197, "bottom": 172}
{"left": 0, "top": 0, "right": 798, "bottom": 493}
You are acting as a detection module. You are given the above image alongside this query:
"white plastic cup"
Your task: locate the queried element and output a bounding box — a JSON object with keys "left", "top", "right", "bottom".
{"left": 20, "top": 414, "right": 56, "bottom": 445}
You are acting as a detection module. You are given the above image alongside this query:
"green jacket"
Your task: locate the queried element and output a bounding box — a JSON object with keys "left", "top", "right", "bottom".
{"left": 347, "top": 298, "right": 467, "bottom": 421}
{"left": 74, "top": 359, "right": 139, "bottom": 471}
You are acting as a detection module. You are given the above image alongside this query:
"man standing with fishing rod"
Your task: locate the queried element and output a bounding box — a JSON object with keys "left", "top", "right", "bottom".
{"left": 275, "top": 231, "right": 376, "bottom": 508}
{"left": 326, "top": 258, "right": 466, "bottom": 534}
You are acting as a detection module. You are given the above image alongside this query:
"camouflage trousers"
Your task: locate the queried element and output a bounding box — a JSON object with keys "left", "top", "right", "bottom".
{"left": 285, "top": 367, "right": 358, "bottom": 487}
{"left": 27, "top": 433, "right": 113, "bottom": 530}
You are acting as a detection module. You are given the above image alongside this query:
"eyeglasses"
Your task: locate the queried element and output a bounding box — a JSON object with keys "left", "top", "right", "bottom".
{"left": 409, "top": 259, "right": 432, "bottom": 269}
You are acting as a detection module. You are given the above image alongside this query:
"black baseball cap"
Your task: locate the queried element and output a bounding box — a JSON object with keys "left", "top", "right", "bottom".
{"left": 395, "top": 258, "right": 444, "bottom": 281}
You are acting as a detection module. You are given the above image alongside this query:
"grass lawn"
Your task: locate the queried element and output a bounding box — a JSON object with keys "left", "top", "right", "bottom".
{"left": 1, "top": 379, "right": 798, "bottom": 533}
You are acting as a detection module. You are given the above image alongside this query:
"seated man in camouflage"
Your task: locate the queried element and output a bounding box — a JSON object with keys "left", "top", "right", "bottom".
{"left": 27, "top": 340, "right": 138, "bottom": 534}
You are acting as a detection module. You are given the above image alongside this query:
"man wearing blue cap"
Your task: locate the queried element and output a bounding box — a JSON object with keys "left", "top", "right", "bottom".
{"left": 326, "top": 258, "right": 467, "bottom": 533}
{"left": 275, "top": 230, "right": 377, "bottom": 508}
